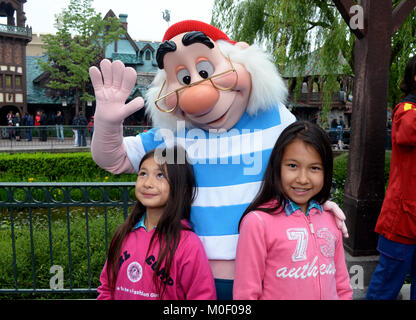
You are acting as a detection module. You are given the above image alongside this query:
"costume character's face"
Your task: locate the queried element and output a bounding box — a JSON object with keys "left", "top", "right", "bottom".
{"left": 157, "top": 32, "right": 252, "bottom": 131}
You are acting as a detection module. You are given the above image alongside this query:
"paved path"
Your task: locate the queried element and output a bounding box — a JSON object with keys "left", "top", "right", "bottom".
{"left": 0, "top": 138, "right": 91, "bottom": 153}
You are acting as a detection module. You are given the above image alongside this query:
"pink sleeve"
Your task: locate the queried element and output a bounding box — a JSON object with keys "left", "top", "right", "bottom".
{"left": 96, "top": 261, "right": 114, "bottom": 300}
{"left": 233, "top": 212, "right": 267, "bottom": 300}
{"left": 334, "top": 230, "right": 353, "bottom": 300}
{"left": 178, "top": 232, "right": 217, "bottom": 300}
{"left": 91, "top": 119, "right": 136, "bottom": 174}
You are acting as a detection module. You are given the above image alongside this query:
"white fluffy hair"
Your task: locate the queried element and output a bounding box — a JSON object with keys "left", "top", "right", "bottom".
{"left": 144, "top": 40, "right": 288, "bottom": 130}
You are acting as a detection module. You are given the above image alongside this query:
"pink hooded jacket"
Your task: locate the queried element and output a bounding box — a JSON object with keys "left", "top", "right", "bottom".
{"left": 97, "top": 225, "right": 216, "bottom": 300}
{"left": 233, "top": 199, "right": 353, "bottom": 300}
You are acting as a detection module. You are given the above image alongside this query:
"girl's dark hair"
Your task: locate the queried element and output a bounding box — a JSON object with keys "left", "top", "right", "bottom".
{"left": 239, "top": 121, "right": 333, "bottom": 229}
{"left": 105, "top": 145, "right": 196, "bottom": 298}
{"left": 400, "top": 55, "right": 416, "bottom": 96}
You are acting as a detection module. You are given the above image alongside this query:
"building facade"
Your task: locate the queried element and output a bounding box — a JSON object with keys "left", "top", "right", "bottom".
{"left": 24, "top": 9, "right": 159, "bottom": 125}
{"left": 282, "top": 49, "right": 353, "bottom": 129}
{"left": 0, "top": 0, "right": 32, "bottom": 125}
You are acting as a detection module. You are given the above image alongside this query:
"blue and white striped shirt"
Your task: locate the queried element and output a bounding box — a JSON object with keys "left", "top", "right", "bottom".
{"left": 124, "top": 104, "right": 296, "bottom": 260}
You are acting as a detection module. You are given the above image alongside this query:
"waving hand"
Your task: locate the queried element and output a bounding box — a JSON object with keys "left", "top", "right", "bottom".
{"left": 89, "top": 59, "right": 144, "bottom": 125}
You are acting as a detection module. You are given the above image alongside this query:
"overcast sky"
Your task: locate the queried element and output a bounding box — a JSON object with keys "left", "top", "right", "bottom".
{"left": 23, "top": 0, "right": 215, "bottom": 41}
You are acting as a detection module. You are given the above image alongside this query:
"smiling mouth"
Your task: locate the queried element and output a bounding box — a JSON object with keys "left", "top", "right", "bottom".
{"left": 206, "top": 107, "right": 231, "bottom": 126}
{"left": 292, "top": 187, "right": 311, "bottom": 195}
{"left": 142, "top": 193, "right": 157, "bottom": 198}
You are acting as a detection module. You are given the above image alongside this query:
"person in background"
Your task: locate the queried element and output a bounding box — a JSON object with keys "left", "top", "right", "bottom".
{"left": 330, "top": 118, "right": 339, "bottom": 131}
{"left": 6, "top": 111, "right": 14, "bottom": 140}
{"left": 55, "top": 111, "right": 64, "bottom": 142}
{"left": 34, "top": 111, "right": 41, "bottom": 141}
{"left": 387, "top": 117, "right": 392, "bottom": 130}
{"left": 339, "top": 116, "right": 345, "bottom": 129}
{"left": 88, "top": 116, "right": 94, "bottom": 139}
{"left": 39, "top": 110, "right": 48, "bottom": 142}
{"left": 233, "top": 121, "right": 352, "bottom": 300}
{"left": 72, "top": 114, "right": 79, "bottom": 147}
{"left": 7, "top": 116, "right": 14, "bottom": 140}
{"left": 76, "top": 112, "right": 88, "bottom": 147}
{"left": 97, "top": 146, "right": 216, "bottom": 300}
{"left": 366, "top": 55, "right": 416, "bottom": 300}
{"left": 23, "top": 112, "right": 33, "bottom": 141}
{"left": 6, "top": 110, "right": 13, "bottom": 124}
{"left": 13, "top": 112, "right": 21, "bottom": 141}
{"left": 34, "top": 111, "right": 41, "bottom": 126}
{"left": 336, "top": 121, "right": 344, "bottom": 150}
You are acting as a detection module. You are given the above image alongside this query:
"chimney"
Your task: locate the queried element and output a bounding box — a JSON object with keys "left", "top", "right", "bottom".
{"left": 119, "top": 14, "right": 128, "bottom": 31}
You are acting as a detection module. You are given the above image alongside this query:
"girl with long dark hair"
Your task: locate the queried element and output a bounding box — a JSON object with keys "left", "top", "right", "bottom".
{"left": 233, "top": 121, "right": 352, "bottom": 300}
{"left": 97, "top": 146, "right": 216, "bottom": 300}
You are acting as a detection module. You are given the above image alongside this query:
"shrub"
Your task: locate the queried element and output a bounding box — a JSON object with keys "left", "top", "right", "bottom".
{"left": 332, "top": 151, "right": 391, "bottom": 207}
{"left": 0, "top": 152, "right": 136, "bottom": 182}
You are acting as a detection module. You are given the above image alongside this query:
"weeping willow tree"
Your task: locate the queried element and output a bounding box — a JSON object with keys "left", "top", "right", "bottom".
{"left": 213, "top": 1, "right": 416, "bottom": 255}
{"left": 211, "top": 0, "right": 416, "bottom": 125}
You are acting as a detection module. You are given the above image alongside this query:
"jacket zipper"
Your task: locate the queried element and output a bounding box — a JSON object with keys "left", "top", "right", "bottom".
{"left": 304, "top": 214, "right": 322, "bottom": 300}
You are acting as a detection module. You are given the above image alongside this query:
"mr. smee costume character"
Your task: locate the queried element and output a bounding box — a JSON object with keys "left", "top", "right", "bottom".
{"left": 89, "top": 20, "right": 348, "bottom": 299}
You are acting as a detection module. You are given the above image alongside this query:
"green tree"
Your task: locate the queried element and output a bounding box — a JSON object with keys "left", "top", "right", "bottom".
{"left": 211, "top": 0, "right": 416, "bottom": 123}
{"left": 39, "top": 0, "right": 125, "bottom": 114}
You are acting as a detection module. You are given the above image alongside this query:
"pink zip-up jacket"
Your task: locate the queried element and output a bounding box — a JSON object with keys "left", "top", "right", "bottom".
{"left": 97, "top": 225, "right": 216, "bottom": 300}
{"left": 233, "top": 199, "right": 353, "bottom": 300}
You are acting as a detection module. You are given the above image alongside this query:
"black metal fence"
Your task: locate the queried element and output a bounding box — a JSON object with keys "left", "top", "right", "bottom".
{"left": 0, "top": 182, "right": 136, "bottom": 295}
{"left": 0, "top": 125, "right": 151, "bottom": 151}
{"left": 326, "top": 129, "right": 392, "bottom": 150}
{"left": 1, "top": 126, "right": 391, "bottom": 151}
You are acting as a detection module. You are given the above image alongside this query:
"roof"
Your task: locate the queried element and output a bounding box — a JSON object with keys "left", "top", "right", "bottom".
{"left": 26, "top": 55, "right": 151, "bottom": 105}
{"left": 25, "top": 10, "right": 160, "bottom": 105}
{"left": 26, "top": 55, "right": 64, "bottom": 104}
{"left": 111, "top": 52, "right": 139, "bottom": 64}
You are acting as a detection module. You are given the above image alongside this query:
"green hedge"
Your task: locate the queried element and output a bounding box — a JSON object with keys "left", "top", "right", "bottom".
{"left": 332, "top": 151, "right": 391, "bottom": 207}
{"left": 0, "top": 152, "right": 136, "bottom": 182}
{"left": 0, "top": 151, "right": 391, "bottom": 188}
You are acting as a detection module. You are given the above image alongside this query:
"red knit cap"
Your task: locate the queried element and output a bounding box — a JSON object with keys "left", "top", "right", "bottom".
{"left": 162, "top": 20, "right": 236, "bottom": 44}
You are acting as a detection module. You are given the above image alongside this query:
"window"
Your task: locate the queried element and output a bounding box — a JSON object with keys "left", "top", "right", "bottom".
{"left": 145, "top": 50, "right": 151, "bottom": 60}
{"left": 15, "top": 76, "right": 22, "bottom": 87}
{"left": 5, "top": 75, "right": 12, "bottom": 87}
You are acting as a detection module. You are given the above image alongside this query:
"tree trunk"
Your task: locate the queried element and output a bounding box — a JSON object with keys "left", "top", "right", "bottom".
{"left": 75, "top": 89, "right": 80, "bottom": 115}
{"left": 342, "top": 0, "right": 392, "bottom": 256}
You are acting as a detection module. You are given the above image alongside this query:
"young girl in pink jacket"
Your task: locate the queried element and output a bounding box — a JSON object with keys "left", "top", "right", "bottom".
{"left": 233, "top": 121, "right": 352, "bottom": 300}
{"left": 97, "top": 146, "right": 216, "bottom": 300}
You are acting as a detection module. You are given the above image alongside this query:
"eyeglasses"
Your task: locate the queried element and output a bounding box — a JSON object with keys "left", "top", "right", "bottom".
{"left": 155, "top": 56, "right": 238, "bottom": 113}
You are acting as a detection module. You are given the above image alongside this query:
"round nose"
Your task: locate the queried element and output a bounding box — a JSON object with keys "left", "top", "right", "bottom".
{"left": 179, "top": 84, "right": 219, "bottom": 115}
{"left": 296, "top": 169, "right": 309, "bottom": 184}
